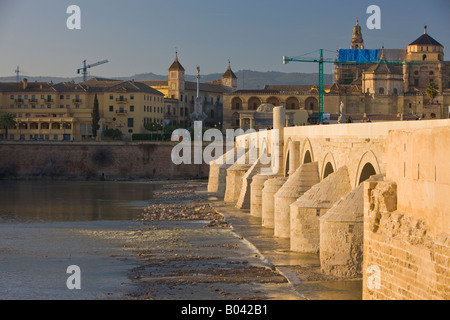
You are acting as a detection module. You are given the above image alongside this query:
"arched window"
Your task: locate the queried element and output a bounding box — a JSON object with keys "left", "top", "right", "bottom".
{"left": 423, "top": 54, "right": 427, "bottom": 61}
{"left": 378, "top": 87, "right": 384, "bottom": 94}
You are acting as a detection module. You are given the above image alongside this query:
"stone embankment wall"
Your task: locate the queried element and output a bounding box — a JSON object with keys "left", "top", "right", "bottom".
{"left": 0, "top": 142, "right": 211, "bottom": 180}
{"left": 363, "top": 126, "right": 450, "bottom": 300}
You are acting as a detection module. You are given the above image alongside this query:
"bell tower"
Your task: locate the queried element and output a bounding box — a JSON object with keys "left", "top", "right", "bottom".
{"left": 351, "top": 18, "right": 364, "bottom": 49}
{"left": 168, "top": 51, "right": 185, "bottom": 100}
{"left": 222, "top": 59, "right": 238, "bottom": 91}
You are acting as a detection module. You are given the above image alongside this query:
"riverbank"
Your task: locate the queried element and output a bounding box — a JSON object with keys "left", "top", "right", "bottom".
{"left": 126, "top": 180, "right": 361, "bottom": 300}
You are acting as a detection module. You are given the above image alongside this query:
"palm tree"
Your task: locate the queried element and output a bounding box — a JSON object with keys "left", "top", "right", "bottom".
{"left": 425, "top": 82, "right": 439, "bottom": 104}
{"left": 0, "top": 112, "right": 17, "bottom": 140}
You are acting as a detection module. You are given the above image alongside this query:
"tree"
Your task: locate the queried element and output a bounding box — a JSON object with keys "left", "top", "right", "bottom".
{"left": 92, "top": 94, "right": 100, "bottom": 137}
{"left": 103, "top": 128, "right": 123, "bottom": 140}
{"left": 425, "top": 82, "right": 439, "bottom": 104}
{"left": 0, "top": 112, "right": 17, "bottom": 139}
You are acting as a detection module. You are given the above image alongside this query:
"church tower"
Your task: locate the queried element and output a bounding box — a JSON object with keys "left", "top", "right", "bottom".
{"left": 168, "top": 52, "right": 185, "bottom": 100}
{"left": 221, "top": 60, "right": 238, "bottom": 91}
{"left": 351, "top": 18, "right": 364, "bottom": 49}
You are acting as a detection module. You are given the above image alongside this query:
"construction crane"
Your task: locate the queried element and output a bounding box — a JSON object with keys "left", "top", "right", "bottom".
{"left": 283, "top": 49, "right": 420, "bottom": 124}
{"left": 15, "top": 66, "right": 28, "bottom": 83}
{"left": 77, "top": 59, "right": 109, "bottom": 82}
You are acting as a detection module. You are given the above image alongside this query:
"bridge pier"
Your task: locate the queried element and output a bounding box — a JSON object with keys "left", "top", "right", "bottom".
{"left": 250, "top": 174, "right": 271, "bottom": 217}
{"left": 273, "top": 162, "right": 320, "bottom": 238}
{"left": 290, "top": 166, "right": 352, "bottom": 253}
{"left": 224, "top": 151, "right": 252, "bottom": 203}
{"left": 207, "top": 148, "right": 235, "bottom": 196}
{"left": 320, "top": 184, "right": 364, "bottom": 277}
{"left": 236, "top": 156, "right": 271, "bottom": 209}
{"left": 261, "top": 176, "right": 288, "bottom": 228}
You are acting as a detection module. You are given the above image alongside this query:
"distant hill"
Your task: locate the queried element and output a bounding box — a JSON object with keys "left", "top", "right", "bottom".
{"left": 0, "top": 70, "right": 333, "bottom": 90}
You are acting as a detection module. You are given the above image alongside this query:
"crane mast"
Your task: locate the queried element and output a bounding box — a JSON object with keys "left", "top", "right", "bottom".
{"left": 77, "top": 59, "right": 109, "bottom": 82}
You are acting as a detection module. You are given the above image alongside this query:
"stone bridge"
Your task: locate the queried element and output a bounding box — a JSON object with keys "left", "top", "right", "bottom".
{"left": 207, "top": 107, "right": 450, "bottom": 300}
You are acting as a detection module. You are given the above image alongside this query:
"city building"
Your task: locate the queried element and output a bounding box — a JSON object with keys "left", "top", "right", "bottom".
{"left": 144, "top": 53, "right": 237, "bottom": 129}
{"left": 0, "top": 78, "right": 164, "bottom": 141}
{"left": 222, "top": 22, "right": 450, "bottom": 131}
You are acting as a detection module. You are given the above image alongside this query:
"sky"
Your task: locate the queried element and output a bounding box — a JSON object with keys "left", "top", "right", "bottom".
{"left": 0, "top": 0, "right": 449, "bottom": 79}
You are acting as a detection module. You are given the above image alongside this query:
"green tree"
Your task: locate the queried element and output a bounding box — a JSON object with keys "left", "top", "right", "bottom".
{"left": 425, "top": 82, "right": 439, "bottom": 104}
{"left": 92, "top": 94, "right": 100, "bottom": 137}
{"left": 0, "top": 112, "right": 17, "bottom": 139}
{"left": 145, "top": 122, "right": 163, "bottom": 132}
{"left": 103, "top": 128, "right": 123, "bottom": 140}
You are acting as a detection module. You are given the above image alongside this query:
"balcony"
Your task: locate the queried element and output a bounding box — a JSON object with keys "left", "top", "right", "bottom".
{"left": 14, "top": 99, "right": 24, "bottom": 104}
{"left": 72, "top": 98, "right": 83, "bottom": 104}
{"left": 116, "top": 98, "right": 128, "bottom": 104}
{"left": 116, "top": 109, "right": 128, "bottom": 115}
{"left": 29, "top": 98, "right": 38, "bottom": 104}
{"left": 43, "top": 99, "right": 54, "bottom": 103}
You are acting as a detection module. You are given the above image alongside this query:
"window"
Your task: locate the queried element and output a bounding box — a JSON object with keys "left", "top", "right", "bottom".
{"left": 109, "top": 106, "right": 114, "bottom": 112}
{"left": 393, "top": 88, "right": 398, "bottom": 94}
{"left": 127, "top": 118, "right": 134, "bottom": 127}
{"left": 110, "top": 94, "right": 113, "bottom": 100}
{"left": 66, "top": 95, "right": 70, "bottom": 100}
{"left": 378, "top": 87, "right": 385, "bottom": 94}
{"left": 423, "top": 54, "right": 427, "bottom": 61}
{"left": 414, "top": 79, "right": 419, "bottom": 87}
{"left": 130, "top": 105, "right": 134, "bottom": 112}
{"left": 60, "top": 95, "right": 64, "bottom": 99}
{"left": 130, "top": 94, "right": 134, "bottom": 100}
{"left": 10, "top": 95, "right": 14, "bottom": 100}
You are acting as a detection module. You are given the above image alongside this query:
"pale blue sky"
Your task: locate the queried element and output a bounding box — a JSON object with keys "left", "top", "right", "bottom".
{"left": 0, "top": 0, "right": 449, "bottom": 79}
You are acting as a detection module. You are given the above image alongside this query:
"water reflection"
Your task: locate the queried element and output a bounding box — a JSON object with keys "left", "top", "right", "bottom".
{"left": 0, "top": 181, "right": 155, "bottom": 223}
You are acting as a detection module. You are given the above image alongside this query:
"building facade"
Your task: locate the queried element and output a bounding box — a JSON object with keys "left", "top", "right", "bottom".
{"left": 145, "top": 54, "right": 237, "bottom": 129}
{"left": 0, "top": 78, "right": 164, "bottom": 141}
{"left": 223, "top": 23, "right": 450, "bottom": 131}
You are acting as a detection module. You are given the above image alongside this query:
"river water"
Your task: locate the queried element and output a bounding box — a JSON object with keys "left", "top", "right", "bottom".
{"left": 0, "top": 180, "right": 301, "bottom": 300}
{"left": 0, "top": 180, "right": 361, "bottom": 300}
{"left": 0, "top": 180, "right": 159, "bottom": 300}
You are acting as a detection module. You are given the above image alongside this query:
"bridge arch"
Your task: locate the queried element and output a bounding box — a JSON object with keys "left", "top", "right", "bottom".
{"left": 355, "top": 150, "right": 381, "bottom": 187}
{"left": 301, "top": 138, "right": 314, "bottom": 164}
{"left": 321, "top": 152, "right": 337, "bottom": 180}
{"left": 285, "top": 151, "right": 290, "bottom": 176}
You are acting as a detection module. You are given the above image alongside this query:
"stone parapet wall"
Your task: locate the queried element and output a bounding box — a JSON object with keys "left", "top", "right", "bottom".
{"left": 363, "top": 124, "right": 450, "bottom": 299}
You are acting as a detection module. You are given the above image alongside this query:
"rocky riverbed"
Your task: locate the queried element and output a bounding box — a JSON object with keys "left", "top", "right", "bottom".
{"left": 124, "top": 181, "right": 300, "bottom": 300}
